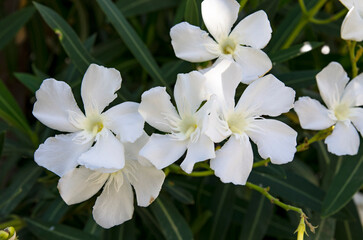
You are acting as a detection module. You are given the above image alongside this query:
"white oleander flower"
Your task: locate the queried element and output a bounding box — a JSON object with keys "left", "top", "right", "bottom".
{"left": 294, "top": 62, "right": 363, "bottom": 156}
{"left": 170, "top": 0, "right": 272, "bottom": 84}
{"left": 205, "top": 61, "right": 297, "bottom": 185}
{"left": 33, "top": 64, "right": 144, "bottom": 176}
{"left": 138, "top": 71, "right": 215, "bottom": 173}
{"left": 340, "top": 0, "right": 363, "bottom": 41}
{"left": 58, "top": 134, "right": 165, "bottom": 229}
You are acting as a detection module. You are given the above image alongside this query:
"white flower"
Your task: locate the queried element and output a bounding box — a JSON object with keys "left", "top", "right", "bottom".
{"left": 138, "top": 71, "right": 215, "bottom": 173}
{"left": 340, "top": 0, "right": 363, "bottom": 41}
{"left": 294, "top": 62, "right": 363, "bottom": 156}
{"left": 33, "top": 64, "right": 144, "bottom": 176}
{"left": 57, "top": 134, "right": 165, "bottom": 229}
{"left": 204, "top": 61, "right": 297, "bottom": 185}
{"left": 170, "top": 0, "right": 272, "bottom": 84}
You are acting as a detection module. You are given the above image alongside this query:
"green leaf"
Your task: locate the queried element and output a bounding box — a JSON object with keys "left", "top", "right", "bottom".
{"left": 150, "top": 196, "right": 193, "bottom": 240}
{"left": 249, "top": 171, "right": 324, "bottom": 211}
{"left": 270, "top": 42, "right": 324, "bottom": 63}
{"left": 208, "top": 183, "right": 235, "bottom": 240}
{"left": 14, "top": 73, "right": 43, "bottom": 93}
{"left": 184, "top": 0, "right": 199, "bottom": 26}
{"left": 25, "top": 218, "right": 98, "bottom": 240}
{"left": 275, "top": 70, "right": 318, "bottom": 88}
{"left": 239, "top": 191, "right": 273, "bottom": 240}
{"left": 34, "top": 2, "right": 96, "bottom": 73}
{"left": 335, "top": 201, "right": 363, "bottom": 240}
{"left": 96, "top": 0, "right": 170, "bottom": 92}
{"left": 0, "top": 7, "right": 35, "bottom": 50}
{"left": 0, "top": 131, "right": 4, "bottom": 158}
{"left": 136, "top": 208, "right": 164, "bottom": 239}
{"left": 0, "top": 80, "right": 36, "bottom": 143}
{"left": 84, "top": 217, "right": 103, "bottom": 238}
{"left": 0, "top": 164, "right": 42, "bottom": 216}
{"left": 117, "top": 0, "right": 181, "bottom": 17}
{"left": 321, "top": 146, "right": 363, "bottom": 217}
{"left": 164, "top": 180, "right": 194, "bottom": 204}
{"left": 306, "top": 217, "right": 335, "bottom": 240}
{"left": 41, "top": 198, "right": 68, "bottom": 222}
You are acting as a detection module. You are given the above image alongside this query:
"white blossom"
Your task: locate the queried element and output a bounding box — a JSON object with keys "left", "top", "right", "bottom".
{"left": 204, "top": 60, "right": 297, "bottom": 185}
{"left": 138, "top": 71, "right": 215, "bottom": 173}
{"left": 340, "top": 0, "right": 363, "bottom": 41}
{"left": 57, "top": 134, "right": 165, "bottom": 228}
{"left": 33, "top": 64, "right": 144, "bottom": 176}
{"left": 294, "top": 62, "right": 363, "bottom": 156}
{"left": 170, "top": 0, "right": 272, "bottom": 84}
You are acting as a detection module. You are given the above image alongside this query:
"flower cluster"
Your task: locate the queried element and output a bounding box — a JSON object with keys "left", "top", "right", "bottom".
{"left": 32, "top": 0, "right": 363, "bottom": 231}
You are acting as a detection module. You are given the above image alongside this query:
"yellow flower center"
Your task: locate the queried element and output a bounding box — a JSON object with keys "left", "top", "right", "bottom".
{"left": 84, "top": 114, "right": 104, "bottom": 136}
{"left": 179, "top": 117, "right": 198, "bottom": 139}
{"left": 227, "top": 113, "right": 249, "bottom": 134}
{"left": 220, "top": 38, "right": 237, "bottom": 55}
{"left": 334, "top": 103, "right": 351, "bottom": 121}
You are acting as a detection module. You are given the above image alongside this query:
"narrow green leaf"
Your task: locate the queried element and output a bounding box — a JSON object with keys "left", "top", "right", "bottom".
{"left": 14, "top": 73, "right": 43, "bottom": 93}
{"left": 84, "top": 217, "right": 103, "bottom": 238}
{"left": 239, "top": 191, "right": 273, "bottom": 240}
{"left": 184, "top": 0, "right": 199, "bottom": 26}
{"left": 136, "top": 208, "right": 164, "bottom": 239}
{"left": 0, "top": 7, "right": 35, "bottom": 50}
{"left": 322, "top": 146, "right": 363, "bottom": 217}
{"left": 41, "top": 198, "right": 68, "bottom": 222}
{"left": 34, "top": 2, "right": 95, "bottom": 73}
{"left": 335, "top": 200, "right": 363, "bottom": 240}
{"left": 275, "top": 70, "right": 318, "bottom": 88}
{"left": 249, "top": 171, "right": 324, "bottom": 211}
{"left": 306, "top": 217, "right": 335, "bottom": 240}
{"left": 0, "top": 80, "right": 35, "bottom": 142}
{"left": 208, "top": 183, "right": 235, "bottom": 240}
{"left": 26, "top": 218, "right": 98, "bottom": 240}
{"left": 96, "top": 0, "right": 170, "bottom": 92}
{"left": 164, "top": 180, "right": 194, "bottom": 204}
{"left": 117, "top": 0, "right": 180, "bottom": 17}
{"left": 150, "top": 196, "right": 193, "bottom": 240}
{"left": 0, "top": 164, "right": 42, "bottom": 216}
{"left": 267, "top": 0, "right": 318, "bottom": 52}
{"left": 0, "top": 131, "right": 4, "bottom": 158}
{"left": 270, "top": 42, "right": 324, "bottom": 63}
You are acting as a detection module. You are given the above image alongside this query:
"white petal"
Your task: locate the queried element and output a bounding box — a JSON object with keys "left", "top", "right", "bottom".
{"left": 341, "top": 7, "right": 363, "bottom": 42}
{"left": 78, "top": 129, "right": 125, "bottom": 172}
{"left": 205, "top": 107, "right": 231, "bottom": 143}
{"left": 103, "top": 102, "right": 144, "bottom": 143}
{"left": 34, "top": 132, "right": 92, "bottom": 177}
{"left": 247, "top": 119, "right": 297, "bottom": 164}
{"left": 170, "top": 22, "right": 219, "bottom": 62}
{"left": 203, "top": 59, "right": 242, "bottom": 109}
{"left": 316, "top": 62, "right": 349, "bottom": 109}
{"left": 126, "top": 161, "right": 165, "bottom": 207}
{"left": 139, "top": 134, "right": 187, "bottom": 169}
{"left": 123, "top": 132, "right": 153, "bottom": 167}
{"left": 201, "top": 0, "right": 239, "bottom": 41}
{"left": 93, "top": 174, "right": 134, "bottom": 229}
{"left": 236, "top": 74, "right": 295, "bottom": 117}
{"left": 230, "top": 10, "right": 272, "bottom": 49}
{"left": 139, "top": 87, "right": 180, "bottom": 133}
{"left": 174, "top": 71, "right": 208, "bottom": 117}
{"left": 233, "top": 47, "right": 272, "bottom": 84}
{"left": 294, "top": 97, "right": 336, "bottom": 130}
{"left": 341, "top": 73, "right": 363, "bottom": 107}
{"left": 340, "top": 0, "right": 354, "bottom": 9}
{"left": 325, "top": 121, "right": 360, "bottom": 155}
{"left": 81, "top": 64, "right": 121, "bottom": 115}
{"left": 210, "top": 134, "right": 253, "bottom": 185}
{"left": 58, "top": 167, "right": 108, "bottom": 205}
{"left": 350, "top": 107, "right": 363, "bottom": 136}
{"left": 33, "top": 79, "right": 84, "bottom": 132}
{"left": 180, "top": 134, "right": 215, "bottom": 173}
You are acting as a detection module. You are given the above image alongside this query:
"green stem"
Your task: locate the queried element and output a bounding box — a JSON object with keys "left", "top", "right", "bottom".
{"left": 296, "top": 126, "right": 334, "bottom": 152}
{"left": 298, "top": 0, "right": 308, "bottom": 15}
{"left": 253, "top": 158, "right": 271, "bottom": 168}
{"left": 245, "top": 182, "right": 304, "bottom": 214}
{"left": 239, "top": 0, "right": 248, "bottom": 12}
{"left": 348, "top": 41, "right": 359, "bottom": 78}
{"left": 309, "top": 9, "right": 347, "bottom": 24}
